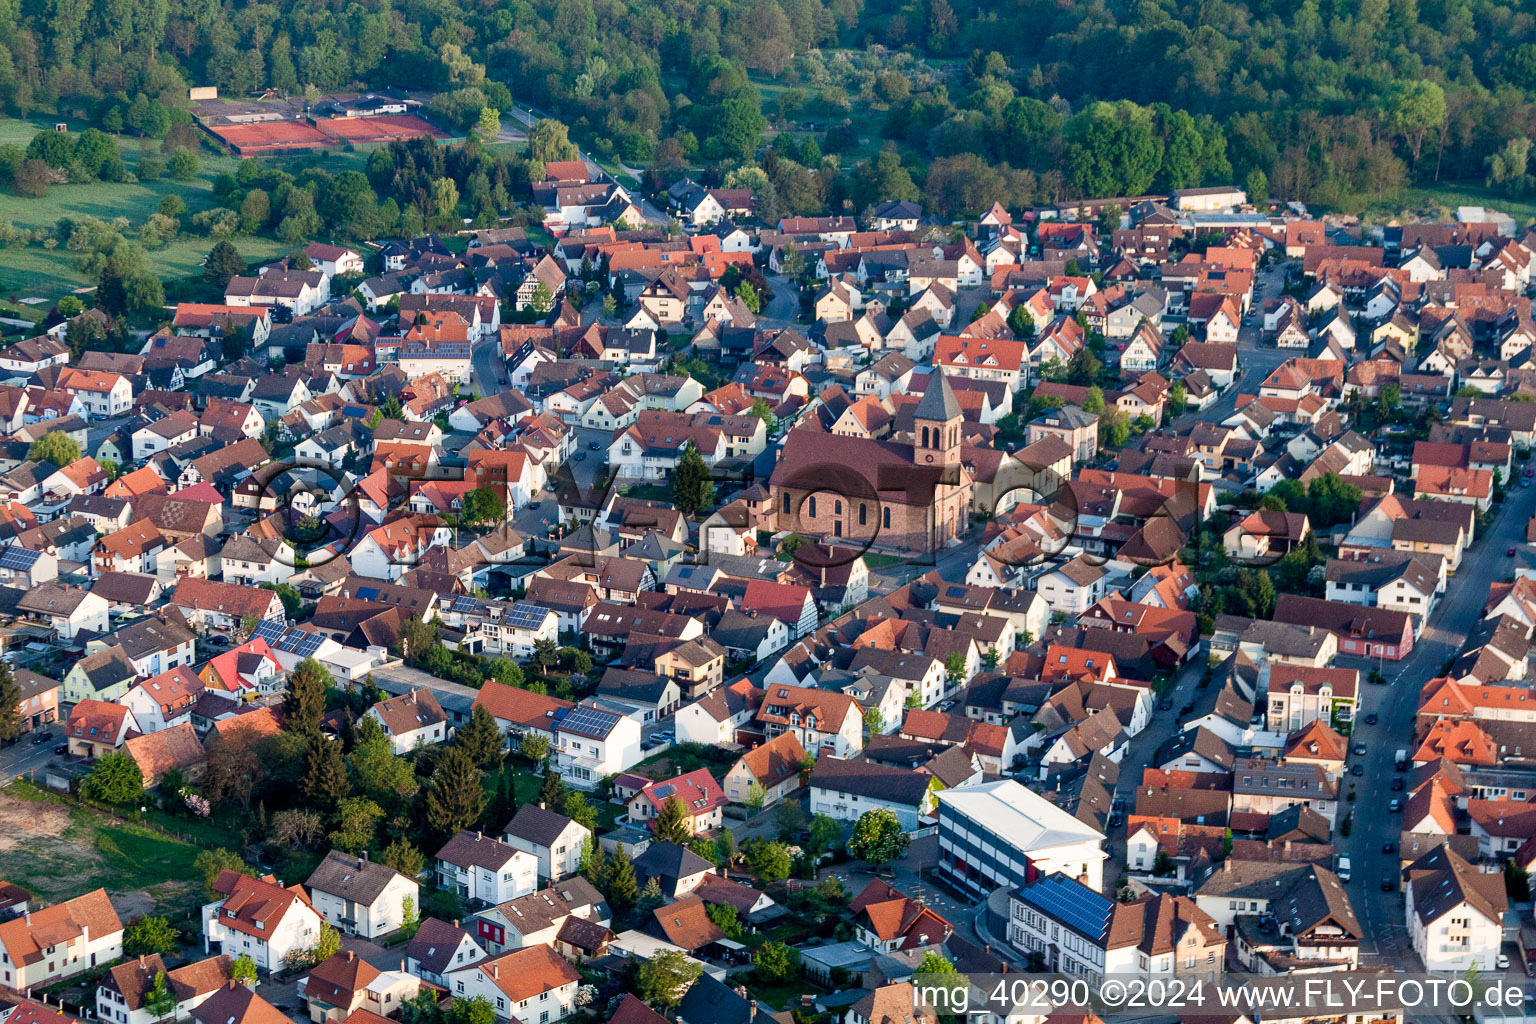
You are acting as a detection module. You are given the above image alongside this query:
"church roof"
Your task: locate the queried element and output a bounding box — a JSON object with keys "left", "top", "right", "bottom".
{"left": 912, "top": 370, "right": 962, "bottom": 423}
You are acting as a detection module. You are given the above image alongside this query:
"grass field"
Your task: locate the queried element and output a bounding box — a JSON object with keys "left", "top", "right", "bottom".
{"left": 0, "top": 118, "right": 339, "bottom": 301}
{"left": 1361, "top": 182, "right": 1536, "bottom": 225}
{"left": 0, "top": 781, "right": 204, "bottom": 916}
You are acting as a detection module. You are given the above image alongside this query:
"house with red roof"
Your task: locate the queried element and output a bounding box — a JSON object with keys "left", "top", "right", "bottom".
{"left": 0, "top": 888, "right": 122, "bottom": 989}
{"left": 736, "top": 579, "right": 817, "bottom": 640}
{"left": 625, "top": 768, "right": 727, "bottom": 836}
{"left": 65, "top": 699, "right": 139, "bottom": 759}
{"left": 197, "top": 637, "right": 284, "bottom": 701}
{"left": 848, "top": 879, "right": 952, "bottom": 953}
{"left": 201, "top": 871, "right": 323, "bottom": 972}
{"left": 172, "top": 578, "right": 284, "bottom": 631}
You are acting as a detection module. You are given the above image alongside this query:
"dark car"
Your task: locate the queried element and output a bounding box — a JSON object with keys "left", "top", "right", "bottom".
{"left": 30, "top": 731, "right": 51, "bottom": 745}
{"left": 1383, "top": 840, "right": 1395, "bottom": 853}
{"left": 1364, "top": 712, "right": 1378, "bottom": 725}
{"left": 1158, "top": 698, "right": 1172, "bottom": 711}
{"left": 589, "top": 441, "right": 602, "bottom": 450}
{"left": 1510, "top": 547, "right": 1518, "bottom": 556}
{"left": 209, "top": 635, "right": 230, "bottom": 647}
{"left": 1381, "top": 878, "right": 1397, "bottom": 892}
{"left": 1391, "top": 777, "right": 1404, "bottom": 791}
{"left": 1350, "top": 763, "right": 1364, "bottom": 776}
{"left": 53, "top": 742, "right": 68, "bottom": 754}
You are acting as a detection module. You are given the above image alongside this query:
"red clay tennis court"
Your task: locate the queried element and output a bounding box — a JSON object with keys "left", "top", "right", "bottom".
{"left": 319, "top": 115, "right": 446, "bottom": 143}
{"left": 207, "top": 120, "right": 333, "bottom": 154}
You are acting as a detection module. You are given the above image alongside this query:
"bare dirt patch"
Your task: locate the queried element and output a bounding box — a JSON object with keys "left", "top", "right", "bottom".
{"left": 0, "top": 790, "right": 71, "bottom": 852}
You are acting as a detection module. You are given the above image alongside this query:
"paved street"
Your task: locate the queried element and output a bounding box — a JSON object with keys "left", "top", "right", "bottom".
{"left": 1343, "top": 478, "right": 1536, "bottom": 971}
{"left": 0, "top": 733, "right": 63, "bottom": 786}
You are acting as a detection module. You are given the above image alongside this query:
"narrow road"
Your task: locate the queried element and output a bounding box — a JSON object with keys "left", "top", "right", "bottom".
{"left": 1343, "top": 479, "right": 1536, "bottom": 973}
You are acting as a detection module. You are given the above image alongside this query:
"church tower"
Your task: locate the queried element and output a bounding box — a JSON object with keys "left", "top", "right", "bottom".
{"left": 912, "top": 371, "right": 963, "bottom": 467}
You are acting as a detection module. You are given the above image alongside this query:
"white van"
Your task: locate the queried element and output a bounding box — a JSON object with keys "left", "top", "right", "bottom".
{"left": 1336, "top": 856, "right": 1352, "bottom": 882}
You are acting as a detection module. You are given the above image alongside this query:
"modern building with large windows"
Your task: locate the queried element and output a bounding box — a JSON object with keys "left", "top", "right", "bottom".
{"left": 935, "top": 779, "right": 1107, "bottom": 896}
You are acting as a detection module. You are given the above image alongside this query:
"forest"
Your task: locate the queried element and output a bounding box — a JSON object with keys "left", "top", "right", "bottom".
{"left": 0, "top": 0, "right": 1533, "bottom": 214}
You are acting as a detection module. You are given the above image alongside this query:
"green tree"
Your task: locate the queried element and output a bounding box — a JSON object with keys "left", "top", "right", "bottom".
{"left": 28, "top": 431, "right": 81, "bottom": 467}
{"left": 474, "top": 107, "right": 501, "bottom": 141}
{"left": 195, "top": 848, "right": 252, "bottom": 899}
{"left": 563, "top": 791, "right": 598, "bottom": 831}
{"left": 285, "top": 658, "right": 331, "bottom": 736}
{"left": 753, "top": 941, "right": 800, "bottom": 984}
{"left": 329, "top": 797, "right": 385, "bottom": 853}
{"left": 637, "top": 949, "right": 701, "bottom": 1009}
{"left": 849, "top": 808, "right": 910, "bottom": 865}
{"left": 231, "top": 953, "right": 258, "bottom": 986}
{"left": 459, "top": 487, "right": 507, "bottom": 529}
{"left": 537, "top": 771, "right": 568, "bottom": 812}
{"left": 652, "top": 795, "right": 694, "bottom": 844}
{"left": 382, "top": 838, "right": 425, "bottom": 879}
{"left": 431, "top": 177, "right": 459, "bottom": 221}
{"left": 85, "top": 752, "right": 143, "bottom": 804}
{"left": 745, "top": 839, "right": 792, "bottom": 882}
{"left": 350, "top": 722, "right": 419, "bottom": 800}
{"left": 520, "top": 733, "right": 550, "bottom": 764}
{"left": 1007, "top": 305, "right": 1036, "bottom": 337}
{"left": 604, "top": 846, "right": 638, "bottom": 910}
{"left": 401, "top": 894, "right": 420, "bottom": 938}
{"left": 1081, "top": 386, "right": 1105, "bottom": 415}
{"left": 167, "top": 146, "right": 200, "bottom": 180}
{"left": 426, "top": 745, "right": 485, "bottom": 837}
{"left": 144, "top": 971, "right": 177, "bottom": 1021}
{"left": 807, "top": 814, "right": 842, "bottom": 855}
{"left": 532, "top": 636, "right": 559, "bottom": 671}
{"left": 915, "top": 950, "right": 957, "bottom": 975}
{"left": 527, "top": 119, "right": 579, "bottom": 163}
{"left": 455, "top": 705, "right": 505, "bottom": 768}
{"left": 774, "top": 797, "right": 806, "bottom": 840}
{"left": 0, "top": 663, "right": 22, "bottom": 741}
{"left": 125, "top": 915, "right": 180, "bottom": 956}
{"left": 1385, "top": 78, "right": 1446, "bottom": 168}
{"left": 749, "top": 397, "right": 778, "bottom": 435}
{"left": 706, "top": 901, "right": 743, "bottom": 939}
{"left": 1064, "top": 101, "right": 1163, "bottom": 198}
{"left": 636, "top": 876, "right": 666, "bottom": 913}
{"left": 303, "top": 736, "right": 351, "bottom": 811}
{"left": 671, "top": 442, "right": 716, "bottom": 516}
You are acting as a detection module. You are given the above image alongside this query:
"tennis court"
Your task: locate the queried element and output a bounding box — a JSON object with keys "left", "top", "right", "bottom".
{"left": 319, "top": 115, "right": 446, "bottom": 143}
{"left": 206, "top": 120, "right": 332, "bottom": 154}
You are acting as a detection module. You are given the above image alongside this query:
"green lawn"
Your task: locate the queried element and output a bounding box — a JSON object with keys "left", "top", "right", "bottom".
{"left": 1357, "top": 182, "right": 1536, "bottom": 224}
{"left": 0, "top": 781, "right": 204, "bottom": 913}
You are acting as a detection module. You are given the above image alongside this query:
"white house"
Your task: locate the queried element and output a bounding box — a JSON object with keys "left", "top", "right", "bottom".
{"left": 1405, "top": 845, "right": 1506, "bottom": 972}
{"left": 502, "top": 804, "right": 593, "bottom": 883}
{"left": 96, "top": 953, "right": 232, "bottom": 1024}
{"left": 0, "top": 888, "right": 122, "bottom": 990}
{"left": 1037, "top": 556, "right": 1108, "bottom": 616}
{"left": 446, "top": 945, "right": 582, "bottom": 1023}
{"left": 364, "top": 689, "right": 449, "bottom": 754}
{"left": 202, "top": 870, "right": 324, "bottom": 972}
{"left": 808, "top": 757, "right": 938, "bottom": 831}
{"left": 404, "top": 918, "right": 485, "bottom": 987}
{"left": 753, "top": 683, "right": 864, "bottom": 759}
{"left": 554, "top": 705, "right": 642, "bottom": 790}
{"left": 306, "top": 850, "right": 420, "bottom": 940}
{"left": 350, "top": 517, "right": 454, "bottom": 582}
{"left": 436, "top": 830, "right": 538, "bottom": 905}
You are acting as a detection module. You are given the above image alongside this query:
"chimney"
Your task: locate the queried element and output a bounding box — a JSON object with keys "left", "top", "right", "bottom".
{"left": 347, "top": 951, "right": 356, "bottom": 962}
{"left": 491, "top": 963, "right": 499, "bottom": 979}
{"left": 453, "top": 920, "right": 460, "bottom": 928}
{"left": 538, "top": 801, "right": 545, "bottom": 810}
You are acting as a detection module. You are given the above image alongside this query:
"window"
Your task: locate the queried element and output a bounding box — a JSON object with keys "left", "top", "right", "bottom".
{"left": 835, "top": 499, "right": 842, "bottom": 515}
{"left": 883, "top": 507, "right": 891, "bottom": 529}
{"left": 808, "top": 496, "right": 817, "bottom": 517}
{"left": 859, "top": 503, "right": 867, "bottom": 525}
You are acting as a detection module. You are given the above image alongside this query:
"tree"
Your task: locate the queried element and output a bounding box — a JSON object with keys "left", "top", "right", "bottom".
{"left": 442, "top": 995, "right": 497, "bottom": 1024}
{"left": 636, "top": 876, "right": 666, "bottom": 913}
{"left": 231, "top": 953, "right": 259, "bottom": 987}
{"left": 329, "top": 797, "right": 385, "bottom": 853}
{"left": 1007, "top": 305, "right": 1036, "bottom": 338}
{"left": 1081, "top": 386, "right": 1105, "bottom": 415}
{"left": 459, "top": 487, "right": 506, "bottom": 529}
{"left": 167, "top": 146, "right": 200, "bottom": 180}
{"left": 520, "top": 733, "right": 550, "bottom": 764}
{"left": 204, "top": 240, "right": 246, "bottom": 288}
{"left": 401, "top": 894, "right": 420, "bottom": 938}
{"left": 349, "top": 725, "right": 419, "bottom": 800}
{"left": 14, "top": 159, "right": 51, "bottom": 198}
{"left": 195, "top": 848, "right": 252, "bottom": 899}
{"left": 28, "top": 431, "right": 81, "bottom": 467}
{"left": 1385, "top": 78, "right": 1446, "bottom": 168}
{"left": 144, "top": 971, "right": 177, "bottom": 1022}
{"left": 753, "top": 941, "right": 800, "bottom": 984}
{"left": 426, "top": 745, "right": 485, "bottom": 837}
{"left": 849, "top": 808, "right": 910, "bottom": 865}
{"left": 807, "top": 814, "right": 842, "bottom": 855}
{"left": 706, "top": 901, "right": 743, "bottom": 939}
{"left": 302, "top": 736, "right": 351, "bottom": 811}
{"left": 125, "top": 915, "right": 180, "bottom": 956}
{"left": 286, "top": 658, "right": 331, "bottom": 736}
{"left": 744, "top": 839, "right": 792, "bottom": 882}
{"left": 563, "top": 790, "right": 598, "bottom": 831}
{"left": 0, "top": 663, "right": 21, "bottom": 742}
{"left": 284, "top": 923, "right": 342, "bottom": 970}
{"left": 671, "top": 442, "right": 716, "bottom": 516}
{"left": 748, "top": 397, "right": 778, "bottom": 435}
{"left": 537, "top": 771, "right": 568, "bottom": 812}
{"left": 652, "top": 795, "right": 694, "bottom": 844}
{"left": 430, "top": 177, "right": 459, "bottom": 221}
{"left": 474, "top": 107, "right": 501, "bottom": 142}
{"left": 527, "top": 119, "right": 579, "bottom": 163}
{"left": 604, "top": 846, "right": 637, "bottom": 910}
{"left": 85, "top": 752, "right": 143, "bottom": 804}
{"left": 636, "top": 949, "right": 701, "bottom": 1010}
{"left": 455, "top": 705, "right": 504, "bottom": 768}
{"left": 915, "top": 950, "right": 957, "bottom": 975}
{"left": 774, "top": 798, "right": 806, "bottom": 839}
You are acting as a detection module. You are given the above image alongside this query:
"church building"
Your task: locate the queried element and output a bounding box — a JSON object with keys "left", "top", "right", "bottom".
{"left": 769, "top": 372, "right": 973, "bottom": 555}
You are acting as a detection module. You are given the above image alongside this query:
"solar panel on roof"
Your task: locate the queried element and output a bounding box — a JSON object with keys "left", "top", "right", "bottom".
{"left": 504, "top": 602, "right": 552, "bottom": 629}
{"left": 559, "top": 705, "right": 618, "bottom": 738}
{"left": 0, "top": 546, "right": 41, "bottom": 571}
{"left": 251, "top": 619, "right": 286, "bottom": 644}
{"left": 1020, "top": 874, "right": 1114, "bottom": 942}
{"left": 450, "top": 595, "right": 479, "bottom": 613}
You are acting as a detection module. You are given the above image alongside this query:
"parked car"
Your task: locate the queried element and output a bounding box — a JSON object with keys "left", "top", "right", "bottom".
{"left": 53, "top": 743, "right": 68, "bottom": 754}
{"left": 1381, "top": 877, "right": 1396, "bottom": 892}
{"left": 1350, "top": 764, "right": 1364, "bottom": 776}
{"left": 1353, "top": 743, "right": 1367, "bottom": 755}
{"left": 1383, "top": 840, "right": 1395, "bottom": 853}
{"left": 30, "top": 731, "right": 51, "bottom": 745}
{"left": 1391, "top": 777, "right": 1404, "bottom": 791}
{"left": 1510, "top": 547, "right": 1519, "bottom": 556}
{"left": 1389, "top": 798, "right": 1401, "bottom": 811}
{"left": 589, "top": 441, "right": 602, "bottom": 450}
{"left": 1364, "top": 712, "right": 1378, "bottom": 725}
{"left": 574, "top": 452, "right": 586, "bottom": 461}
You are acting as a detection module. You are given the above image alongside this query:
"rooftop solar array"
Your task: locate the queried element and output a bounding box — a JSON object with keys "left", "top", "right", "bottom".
{"left": 558, "top": 705, "right": 619, "bottom": 739}
{"left": 1017, "top": 872, "right": 1114, "bottom": 942}
{"left": 0, "top": 546, "right": 42, "bottom": 570}
{"left": 504, "top": 602, "right": 553, "bottom": 630}
{"left": 249, "top": 617, "right": 325, "bottom": 656}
